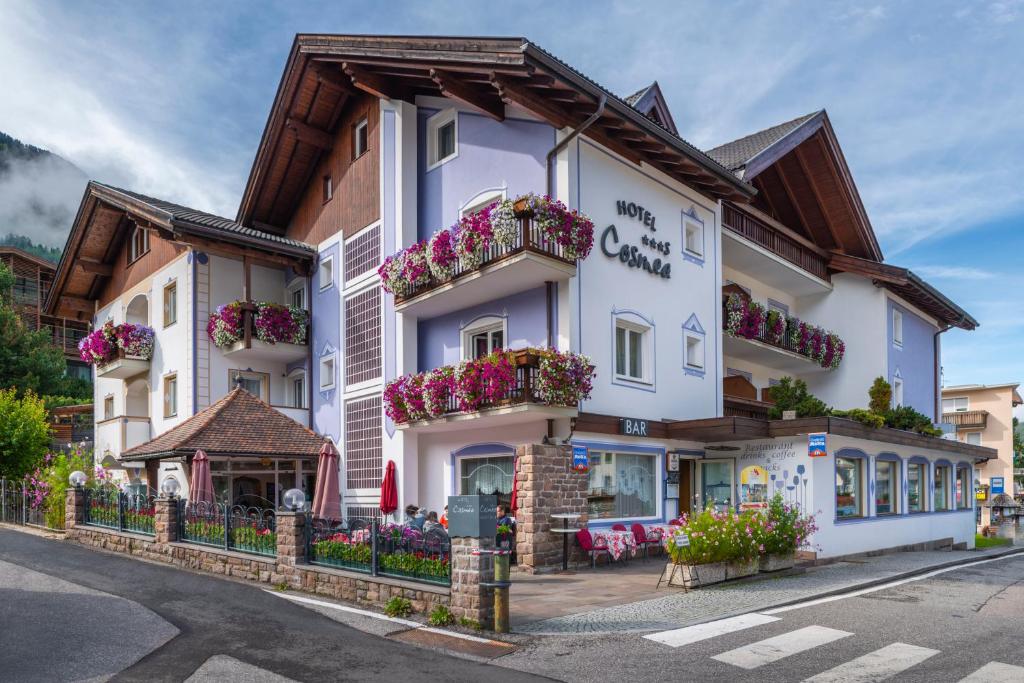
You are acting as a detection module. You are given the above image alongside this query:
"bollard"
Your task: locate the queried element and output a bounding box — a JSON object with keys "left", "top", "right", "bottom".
{"left": 494, "top": 552, "right": 510, "bottom": 633}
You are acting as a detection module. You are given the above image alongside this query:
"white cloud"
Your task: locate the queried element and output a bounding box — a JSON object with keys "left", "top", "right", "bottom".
{"left": 912, "top": 265, "right": 996, "bottom": 280}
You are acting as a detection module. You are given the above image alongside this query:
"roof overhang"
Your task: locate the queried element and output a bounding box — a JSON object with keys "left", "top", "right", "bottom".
{"left": 121, "top": 448, "right": 321, "bottom": 462}
{"left": 237, "top": 34, "right": 755, "bottom": 229}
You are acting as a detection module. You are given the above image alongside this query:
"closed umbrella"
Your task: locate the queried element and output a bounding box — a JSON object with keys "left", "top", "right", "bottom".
{"left": 509, "top": 456, "right": 520, "bottom": 515}
{"left": 188, "top": 449, "right": 215, "bottom": 506}
{"left": 379, "top": 460, "right": 398, "bottom": 518}
{"left": 311, "top": 440, "right": 341, "bottom": 521}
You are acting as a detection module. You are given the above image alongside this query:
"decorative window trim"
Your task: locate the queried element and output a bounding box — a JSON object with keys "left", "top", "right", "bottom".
{"left": 426, "top": 108, "right": 458, "bottom": 171}
{"left": 682, "top": 314, "right": 706, "bottom": 378}
{"left": 319, "top": 351, "right": 337, "bottom": 393}
{"left": 892, "top": 370, "right": 904, "bottom": 408}
{"left": 163, "top": 373, "right": 178, "bottom": 418}
{"left": 611, "top": 309, "right": 655, "bottom": 391}
{"left": 318, "top": 255, "right": 335, "bottom": 292}
{"left": 892, "top": 308, "right": 904, "bottom": 348}
{"left": 681, "top": 207, "right": 705, "bottom": 265}
{"left": 767, "top": 298, "right": 789, "bottom": 317}
{"left": 460, "top": 314, "right": 508, "bottom": 360}
{"left": 460, "top": 187, "right": 507, "bottom": 218}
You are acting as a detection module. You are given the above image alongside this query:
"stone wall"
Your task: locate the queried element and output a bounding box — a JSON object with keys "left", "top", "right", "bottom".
{"left": 514, "top": 443, "right": 589, "bottom": 573}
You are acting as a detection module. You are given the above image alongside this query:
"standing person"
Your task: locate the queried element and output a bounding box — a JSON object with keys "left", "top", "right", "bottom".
{"left": 440, "top": 505, "right": 448, "bottom": 529}
{"left": 496, "top": 504, "right": 513, "bottom": 528}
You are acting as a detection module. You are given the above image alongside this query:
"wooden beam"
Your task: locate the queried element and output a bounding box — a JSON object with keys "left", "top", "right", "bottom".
{"left": 794, "top": 143, "right": 847, "bottom": 253}
{"left": 489, "top": 74, "right": 572, "bottom": 128}
{"left": 308, "top": 62, "right": 354, "bottom": 96}
{"left": 430, "top": 69, "right": 504, "bottom": 121}
{"left": 342, "top": 62, "right": 399, "bottom": 99}
{"left": 75, "top": 258, "right": 112, "bottom": 276}
{"left": 775, "top": 160, "right": 822, "bottom": 247}
{"left": 60, "top": 296, "right": 94, "bottom": 314}
{"left": 285, "top": 117, "right": 333, "bottom": 150}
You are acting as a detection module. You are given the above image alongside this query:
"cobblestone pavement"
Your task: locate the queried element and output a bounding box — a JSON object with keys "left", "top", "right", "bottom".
{"left": 515, "top": 546, "right": 1023, "bottom": 634}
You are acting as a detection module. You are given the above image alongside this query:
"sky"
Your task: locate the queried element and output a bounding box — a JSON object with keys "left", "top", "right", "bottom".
{"left": 1, "top": 0, "right": 1021, "bottom": 402}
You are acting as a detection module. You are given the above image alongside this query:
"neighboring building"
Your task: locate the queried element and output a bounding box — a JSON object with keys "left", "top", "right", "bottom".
{"left": 941, "top": 382, "right": 1022, "bottom": 524}
{"left": 45, "top": 35, "right": 994, "bottom": 558}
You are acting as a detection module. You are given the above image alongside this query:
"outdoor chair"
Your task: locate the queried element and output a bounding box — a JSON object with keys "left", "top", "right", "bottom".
{"left": 631, "top": 523, "right": 661, "bottom": 561}
{"left": 668, "top": 519, "right": 682, "bottom": 526}
{"left": 611, "top": 523, "right": 628, "bottom": 531}
{"left": 575, "top": 529, "right": 610, "bottom": 569}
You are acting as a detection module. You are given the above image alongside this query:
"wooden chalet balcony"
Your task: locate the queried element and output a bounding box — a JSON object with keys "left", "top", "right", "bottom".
{"left": 220, "top": 302, "right": 309, "bottom": 363}
{"left": 96, "top": 348, "right": 151, "bottom": 380}
{"left": 397, "top": 350, "right": 578, "bottom": 433}
{"left": 723, "top": 395, "right": 772, "bottom": 420}
{"left": 394, "top": 214, "right": 578, "bottom": 319}
{"left": 41, "top": 314, "right": 89, "bottom": 358}
{"left": 722, "top": 203, "right": 831, "bottom": 295}
{"left": 942, "top": 410, "right": 989, "bottom": 430}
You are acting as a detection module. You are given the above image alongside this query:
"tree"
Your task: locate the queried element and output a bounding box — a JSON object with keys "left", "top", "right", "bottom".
{"left": 868, "top": 377, "right": 892, "bottom": 415}
{"left": 0, "top": 389, "right": 50, "bottom": 479}
{"left": 767, "top": 377, "right": 830, "bottom": 419}
{"left": 0, "top": 262, "right": 90, "bottom": 399}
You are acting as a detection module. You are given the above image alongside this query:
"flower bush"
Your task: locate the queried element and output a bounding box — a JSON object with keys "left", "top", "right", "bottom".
{"left": 206, "top": 301, "right": 307, "bottom": 348}
{"left": 377, "top": 193, "right": 595, "bottom": 297}
{"left": 184, "top": 519, "right": 225, "bottom": 545}
{"left": 232, "top": 525, "right": 276, "bottom": 554}
{"left": 382, "top": 348, "right": 596, "bottom": 424}
{"left": 312, "top": 534, "right": 372, "bottom": 566}
{"left": 724, "top": 295, "right": 844, "bottom": 369}
{"left": 78, "top": 321, "right": 155, "bottom": 365}
{"left": 754, "top": 494, "right": 818, "bottom": 556}
{"left": 379, "top": 550, "right": 450, "bottom": 579}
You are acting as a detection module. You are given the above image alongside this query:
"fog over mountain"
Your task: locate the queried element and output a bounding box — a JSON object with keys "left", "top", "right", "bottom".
{"left": 0, "top": 131, "right": 88, "bottom": 249}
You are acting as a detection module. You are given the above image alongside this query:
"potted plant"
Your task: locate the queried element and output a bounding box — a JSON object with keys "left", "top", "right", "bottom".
{"left": 757, "top": 493, "right": 817, "bottom": 572}
{"left": 496, "top": 523, "right": 513, "bottom": 550}
{"left": 663, "top": 510, "right": 729, "bottom": 588}
{"left": 725, "top": 511, "right": 762, "bottom": 579}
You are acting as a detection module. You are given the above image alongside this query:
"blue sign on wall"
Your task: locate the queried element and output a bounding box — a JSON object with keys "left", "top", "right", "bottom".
{"left": 572, "top": 445, "right": 589, "bottom": 473}
{"left": 991, "top": 477, "right": 1005, "bottom": 494}
{"left": 808, "top": 432, "right": 828, "bottom": 458}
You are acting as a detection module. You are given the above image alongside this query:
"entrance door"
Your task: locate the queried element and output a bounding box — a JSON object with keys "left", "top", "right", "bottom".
{"left": 678, "top": 462, "right": 693, "bottom": 517}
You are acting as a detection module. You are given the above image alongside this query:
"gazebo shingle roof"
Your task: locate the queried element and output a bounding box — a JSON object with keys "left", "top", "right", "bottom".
{"left": 121, "top": 388, "right": 324, "bottom": 460}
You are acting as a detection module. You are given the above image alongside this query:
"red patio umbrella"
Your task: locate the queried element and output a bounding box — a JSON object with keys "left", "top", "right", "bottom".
{"left": 311, "top": 440, "right": 341, "bottom": 521}
{"left": 509, "top": 456, "right": 520, "bottom": 514}
{"left": 188, "top": 449, "right": 215, "bottom": 506}
{"left": 379, "top": 460, "right": 398, "bottom": 518}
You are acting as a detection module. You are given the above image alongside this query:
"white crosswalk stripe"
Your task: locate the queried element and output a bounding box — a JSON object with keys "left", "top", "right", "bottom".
{"left": 643, "top": 613, "right": 780, "bottom": 648}
{"left": 712, "top": 625, "right": 853, "bottom": 669}
{"left": 802, "top": 642, "right": 940, "bottom": 682}
{"left": 958, "top": 662, "right": 1024, "bottom": 681}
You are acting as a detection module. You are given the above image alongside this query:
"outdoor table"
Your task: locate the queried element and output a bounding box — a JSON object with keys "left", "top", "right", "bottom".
{"left": 591, "top": 529, "right": 638, "bottom": 561}
{"left": 551, "top": 513, "right": 581, "bottom": 571}
{"left": 644, "top": 524, "right": 672, "bottom": 546}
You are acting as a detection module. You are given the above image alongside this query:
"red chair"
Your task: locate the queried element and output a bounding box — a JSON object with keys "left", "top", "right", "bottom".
{"left": 669, "top": 519, "right": 682, "bottom": 526}
{"left": 611, "top": 523, "right": 628, "bottom": 531}
{"left": 575, "top": 529, "right": 610, "bottom": 569}
{"left": 631, "top": 523, "right": 661, "bottom": 561}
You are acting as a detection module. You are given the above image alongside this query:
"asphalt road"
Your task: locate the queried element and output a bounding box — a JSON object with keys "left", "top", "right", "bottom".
{"left": 498, "top": 551, "right": 1024, "bottom": 682}
{"left": 0, "top": 528, "right": 546, "bottom": 682}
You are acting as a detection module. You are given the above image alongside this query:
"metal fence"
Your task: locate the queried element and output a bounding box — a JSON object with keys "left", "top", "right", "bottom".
{"left": 83, "top": 487, "right": 156, "bottom": 536}
{"left": 177, "top": 500, "right": 277, "bottom": 558}
{"left": 306, "top": 517, "right": 451, "bottom": 586}
{"left": 0, "top": 478, "right": 56, "bottom": 530}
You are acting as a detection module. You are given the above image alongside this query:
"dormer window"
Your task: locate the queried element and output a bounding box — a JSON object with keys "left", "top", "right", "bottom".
{"left": 128, "top": 226, "right": 150, "bottom": 264}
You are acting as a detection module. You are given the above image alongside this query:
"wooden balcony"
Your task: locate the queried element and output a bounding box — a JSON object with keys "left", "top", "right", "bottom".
{"left": 723, "top": 375, "right": 773, "bottom": 419}
{"left": 394, "top": 211, "right": 578, "bottom": 319}
{"left": 942, "top": 410, "right": 989, "bottom": 430}
{"left": 397, "top": 350, "right": 577, "bottom": 433}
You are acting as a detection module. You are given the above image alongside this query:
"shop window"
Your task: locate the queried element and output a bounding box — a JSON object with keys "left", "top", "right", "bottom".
{"left": 163, "top": 373, "right": 178, "bottom": 418}
{"left": 460, "top": 456, "right": 514, "bottom": 509}
{"left": 908, "top": 462, "right": 926, "bottom": 512}
{"left": 875, "top": 459, "right": 898, "bottom": 515}
{"left": 163, "top": 280, "right": 177, "bottom": 327}
{"left": 586, "top": 451, "right": 657, "bottom": 520}
{"left": 956, "top": 466, "right": 971, "bottom": 509}
{"left": 353, "top": 117, "right": 368, "bottom": 159}
{"left": 318, "top": 255, "right": 334, "bottom": 291}
{"left": 701, "top": 460, "right": 734, "bottom": 511}
{"left": 942, "top": 397, "right": 968, "bottom": 413}
{"left": 614, "top": 318, "right": 650, "bottom": 383}
{"left": 229, "top": 369, "right": 268, "bottom": 401}
{"left": 128, "top": 226, "right": 150, "bottom": 264}
{"left": 738, "top": 465, "right": 768, "bottom": 510}
{"left": 892, "top": 309, "right": 903, "bottom": 347}
{"left": 427, "top": 109, "right": 458, "bottom": 169}
{"left": 835, "top": 456, "right": 863, "bottom": 519}
{"left": 934, "top": 465, "right": 950, "bottom": 511}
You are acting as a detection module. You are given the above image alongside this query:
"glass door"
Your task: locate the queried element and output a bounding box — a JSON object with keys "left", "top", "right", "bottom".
{"left": 701, "top": 460, "right": 734, "bottom": 511}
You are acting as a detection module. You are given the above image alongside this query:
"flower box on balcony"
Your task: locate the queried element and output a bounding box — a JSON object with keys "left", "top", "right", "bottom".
{"left": 208, "top": 301, "right": 308, "bottom": 362}
{"left": 379, "top": 194, "right": 594, "bottom": 319}
{"left": 80, "top": 322, "right": 154, "bottom": 379}
{"left": 723, "top": 293, "right": 844, "bottom": 371}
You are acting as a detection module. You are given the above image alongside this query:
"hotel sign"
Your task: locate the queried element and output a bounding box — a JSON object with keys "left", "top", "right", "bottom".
{"left": 599, "top": 199, "right": 672, "bottom": 279}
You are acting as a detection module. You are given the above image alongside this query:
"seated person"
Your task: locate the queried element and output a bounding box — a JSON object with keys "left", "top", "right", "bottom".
{"left": 405, "top": 504, "right": 426, "bottom": 530}
{"left": 423, "top": 510, "right": 443, "bottom": 532}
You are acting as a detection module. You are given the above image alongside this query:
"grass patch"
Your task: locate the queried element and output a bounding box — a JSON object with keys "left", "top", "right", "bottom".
{"left": 975, "top": 534, "right": 1012, "bottom": 548}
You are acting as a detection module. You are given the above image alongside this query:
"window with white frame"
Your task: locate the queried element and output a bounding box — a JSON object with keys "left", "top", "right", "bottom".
{"left": 934, "top": 464, "right": 950, "bottom": 511}
{"left": 684, "top": 329, "right": 704, "bottom": 370}
{"left": 103, "top": 395, "right": 114, "bottom": 420}
{"left": 426, "top": 109, "right": 458, "bottom": 169}
{"left": 318, "top": 255, "right": 334, "bottom": 291}
{"left": 614, "top": 318, "right": 650, "bottom": 382}
{"left": 908, "top": 462, "right": 926, "bottom": 512}
{"left": 353, "top": 117, "right": 368, "bottom": 159}
{"left": 892, "top": 376, "right": 904, "bottom": 407}
{"left": 892, "top": 308, "right": 904, "bottom": 347}
{"left": 942, "top": 397, "right": 969, "bottom": 413}
{"left": 964, "top": 431, "right": 982, "bottom": 446}
{"left": 836, "top": 456, "right": 864, "bottom": 518}
{"left": 319, "top": 353, "right": 336, "bottom": 392}
{"left": 956, "top": 467, "right": 971, "bottom": 509}
{"left": 163, "top": 373, "right": 178, "bottom": 418}
{"left": 683, "top": 215, "right": 703, "bottom": 258}
{"left": 875, "top": 459, "right": 898, "bottom": 515}
{"left": 128, "top": 226, "right": 150, "bottom": 264}
{"left": 288, "top": 281, "right": 306, "bottom": 310}
{"left": 586, "top": 450, "right": 657, "bottom": 520}
{"left": 229, "top": 369, "right": 268, "bottom": 401}
{"left": 289, "top": 372, "right": 306, "bottom": 409}
{"left": 462, "top": 316, "right": 505, "bottom": 360}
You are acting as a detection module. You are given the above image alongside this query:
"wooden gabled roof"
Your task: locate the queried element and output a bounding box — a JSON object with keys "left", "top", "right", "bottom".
{"left": 708, "top": 110, "right": 883, "bottom": 262}
{"left": 237, "top": 34, "right": 755, "bottom": 230}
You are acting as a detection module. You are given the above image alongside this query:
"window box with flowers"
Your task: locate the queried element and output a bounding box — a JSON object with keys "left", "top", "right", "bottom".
{"left": 207, "top": 301, "right": 309, "bottom": 363}
{"left": 384, "top": 348, "right": 595, "bottom": 431}
{"left": 79, "top": 321, "right": 155, "bottom": 379}
{"left": 723, "top": 293, "right": 844, "bottom": 371}
{"left": 378, "top": 194, "right": 594, "bottom": 318}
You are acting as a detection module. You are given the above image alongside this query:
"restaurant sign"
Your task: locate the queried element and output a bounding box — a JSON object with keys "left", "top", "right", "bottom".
{"left": 572, "top": 445, "right": 589, "bottom": 473}
{"left": 619, "top": 417, "right": 650, "bottom": 436}
{"left": 447, "top": 494, "right": 497, "bottom": 538}
{"left": 808, "top": 433, "right": 828, "bottom": 458}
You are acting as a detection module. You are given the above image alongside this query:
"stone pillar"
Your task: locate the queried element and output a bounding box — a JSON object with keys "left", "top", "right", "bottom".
{"left": 154, "top": 497, "right": 178, "bottom": 544}
{"left": 276, "top": 511, "right": 306, "bottom": 586}
{"left": 65, "top": 487, "right": 84, "bottom": 529}
{"left": 449, "top": 535, "right": 496, "bottom": 627}
{"left": 514, "top": 444, "right": 588, "bottom": 573}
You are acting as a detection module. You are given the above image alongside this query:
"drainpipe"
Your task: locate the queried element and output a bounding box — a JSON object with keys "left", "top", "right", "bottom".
{"left": 934, "top": 321, "right": 959, "bottom": 421}
{"left": 545, "top": 94, "right": 607, "bottom": 198}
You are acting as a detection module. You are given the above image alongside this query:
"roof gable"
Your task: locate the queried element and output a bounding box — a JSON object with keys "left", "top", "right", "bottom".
{"left": 624, "top": 81, "right": 678, "bottom": 135}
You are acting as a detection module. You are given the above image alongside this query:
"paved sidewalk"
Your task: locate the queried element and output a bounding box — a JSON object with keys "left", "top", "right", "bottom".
{"left": 515, "top": 546, "right": 1023, "bottom": 634}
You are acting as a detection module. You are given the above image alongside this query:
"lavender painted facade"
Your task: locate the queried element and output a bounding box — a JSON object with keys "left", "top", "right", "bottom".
{"left": 416, "top": 108, "right": 554, "bottom": 240}
{"left": 417, "top": 286, "right": 548, "bottom": 371}
{"left": 312, "top": 243, "right": 341, "bottom": 442}
{"left": 887, "top": 298, "right": 939, "bottom": 420}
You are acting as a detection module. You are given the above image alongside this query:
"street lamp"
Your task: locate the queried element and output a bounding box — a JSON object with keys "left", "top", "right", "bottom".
{"left": 160, "top": 477, "right": 181, "bottom": 498}
{"left": 69, "top": 470, "right": 87, "bottom": 489}
{"left": 283, "top": 488, "right": 306, "bottom": 512}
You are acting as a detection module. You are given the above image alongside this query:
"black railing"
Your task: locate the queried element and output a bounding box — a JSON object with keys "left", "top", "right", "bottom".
{"left": 177, "top": 500, "right": 277, "bottom": 558}
{"left": 83, "top": 487, "right": 155, "bottom": 536}
{"left": 306, "top": 517, "right": 451, "bottom": 586}
{"left": 395, "top": 213, "right": 576, "bottom": 304}
{"left": 0, "top": 478, "right": 51, "bottom": 529}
